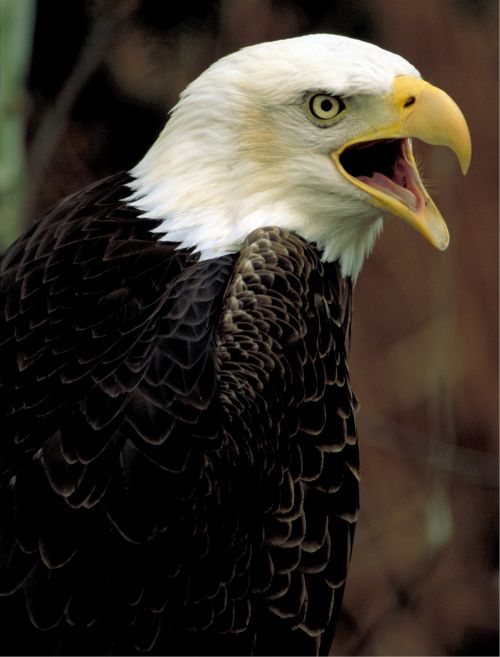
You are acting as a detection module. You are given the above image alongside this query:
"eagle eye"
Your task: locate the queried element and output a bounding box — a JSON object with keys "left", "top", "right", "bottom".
{"left": 308, "top": 94, "right": 345, "bottom": 123}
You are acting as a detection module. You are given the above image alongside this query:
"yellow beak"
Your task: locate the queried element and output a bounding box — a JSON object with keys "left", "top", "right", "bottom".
{"left": 332, "top": 75, "right": 471, "bottom": 250}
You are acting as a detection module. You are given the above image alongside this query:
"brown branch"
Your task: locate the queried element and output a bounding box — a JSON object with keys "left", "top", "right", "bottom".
{"left": 26, "top": 13, "right": 119, "bottom": 220}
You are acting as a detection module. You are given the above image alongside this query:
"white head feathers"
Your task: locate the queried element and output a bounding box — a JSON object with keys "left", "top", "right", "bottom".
{"left": 127, "top": 34, "right": 420, "bottom": 278}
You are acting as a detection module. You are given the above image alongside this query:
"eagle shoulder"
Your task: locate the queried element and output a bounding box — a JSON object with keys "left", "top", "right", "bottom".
{"left": 214, "top": 227, "right": 359, "bottom": 655}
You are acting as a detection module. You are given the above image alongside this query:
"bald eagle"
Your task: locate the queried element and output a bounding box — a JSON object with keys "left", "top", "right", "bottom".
{"left": 0, "top": 35, "right": 470, "bottom": 656}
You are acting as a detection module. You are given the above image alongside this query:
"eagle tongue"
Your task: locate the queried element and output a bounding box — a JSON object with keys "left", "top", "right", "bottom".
{"left": 358, "top": 172, "right": 418, "bottom": 211}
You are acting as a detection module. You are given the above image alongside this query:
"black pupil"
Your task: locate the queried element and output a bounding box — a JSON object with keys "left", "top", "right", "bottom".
{"left": 320, "top": 99, "right": 333, "bottom": 113}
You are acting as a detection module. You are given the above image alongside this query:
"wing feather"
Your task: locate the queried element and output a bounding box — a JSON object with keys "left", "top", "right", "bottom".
{"left": 0, "top": 182, "right": 358, "bottom": 655}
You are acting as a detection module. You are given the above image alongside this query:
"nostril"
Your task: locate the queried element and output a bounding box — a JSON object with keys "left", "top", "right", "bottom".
{"left": 404, "top": 96, "right": 416, "bottom": 108}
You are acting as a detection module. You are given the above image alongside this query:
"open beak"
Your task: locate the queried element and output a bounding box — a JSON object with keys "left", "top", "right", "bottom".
{"left": 332, "top": 76, "right": 471, "bottom": 250}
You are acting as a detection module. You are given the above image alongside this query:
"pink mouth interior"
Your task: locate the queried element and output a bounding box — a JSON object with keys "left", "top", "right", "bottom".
{"left": 340, "top": 138, "right": 425, "bottom": 213}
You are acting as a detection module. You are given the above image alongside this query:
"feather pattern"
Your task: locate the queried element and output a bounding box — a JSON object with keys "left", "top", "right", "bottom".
{"left": 0, "top": 173, "right": 358, "bottom": 655}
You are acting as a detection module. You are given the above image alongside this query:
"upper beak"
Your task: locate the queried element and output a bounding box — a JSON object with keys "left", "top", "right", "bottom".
{"left": 332, "top": 75, "right": 471, "bottom": 250}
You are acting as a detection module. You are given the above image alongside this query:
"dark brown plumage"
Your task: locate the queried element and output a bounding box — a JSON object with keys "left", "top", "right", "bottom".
{"left": 0, "top": 173, "right": 359, "bottom": 655}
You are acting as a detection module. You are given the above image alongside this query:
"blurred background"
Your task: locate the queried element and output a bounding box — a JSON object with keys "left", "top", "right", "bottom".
{"left": 0, "top": 0, "right": 498, "bottom": 654}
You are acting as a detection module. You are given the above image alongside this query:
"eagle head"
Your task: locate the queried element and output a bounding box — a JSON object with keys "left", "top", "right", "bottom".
{"left": 128, "top": 34, "right": 471, "bottom": 279}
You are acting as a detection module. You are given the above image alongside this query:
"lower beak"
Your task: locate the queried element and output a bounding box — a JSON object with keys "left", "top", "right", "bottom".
{"left": 332, "top": 76, "right": 471, "bottom": 250}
